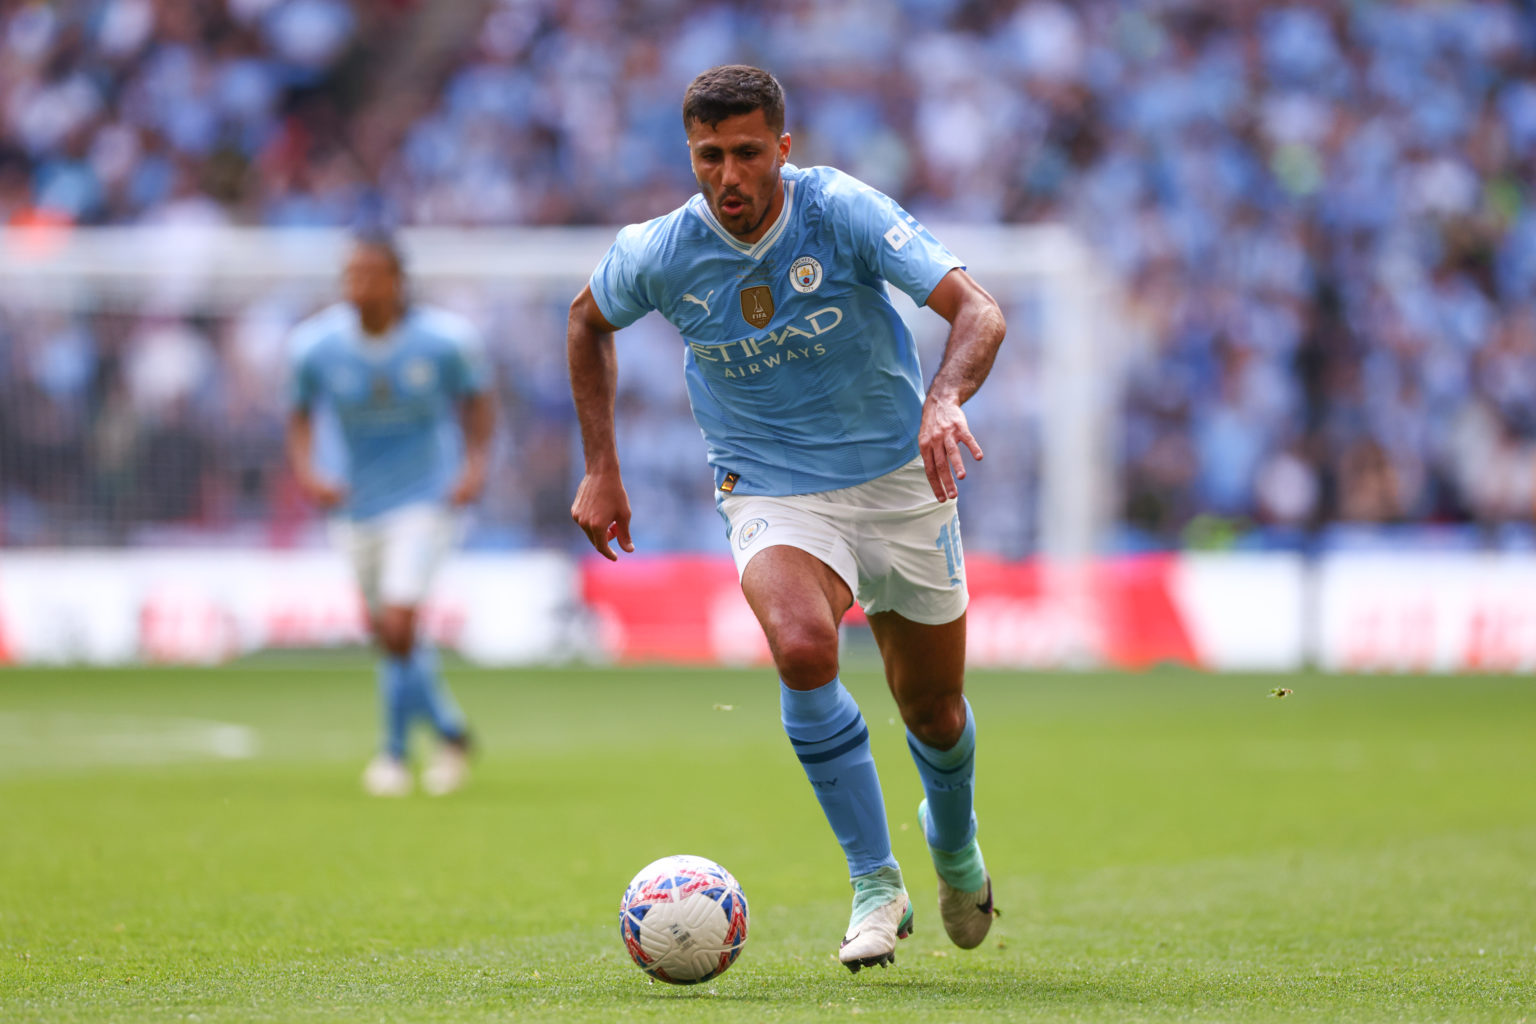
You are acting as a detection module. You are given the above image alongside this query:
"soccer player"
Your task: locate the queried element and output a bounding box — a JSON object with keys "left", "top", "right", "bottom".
{"left": 568, "top": 66, "right": 1007, "bottom": 971}
{"left": 286, "top": 234, "right": 494, "bottom": 797}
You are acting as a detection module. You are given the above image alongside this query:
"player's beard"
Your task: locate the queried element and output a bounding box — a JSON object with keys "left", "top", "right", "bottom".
{"left": 355, "top": 297, "right": 405, "bottom": 337}
{"left": 711, "top": 187, "right": 773, "bottom": 240}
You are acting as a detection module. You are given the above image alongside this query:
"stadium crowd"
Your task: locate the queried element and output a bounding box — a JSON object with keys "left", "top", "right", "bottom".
{"left": 2, "top": 0, "right": 1535, "bottom": 553}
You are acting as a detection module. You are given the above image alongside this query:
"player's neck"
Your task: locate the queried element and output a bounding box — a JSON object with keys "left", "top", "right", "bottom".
{"left": 356, "top": 304, "right": 403, "bottom": 339}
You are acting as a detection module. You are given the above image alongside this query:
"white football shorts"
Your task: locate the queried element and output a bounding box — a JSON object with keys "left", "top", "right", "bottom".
{"left": 332, "top": 502, "right": 460, "bottom": 613}
{"left": 718, "top": 457, "right": 969, "bottom": 625}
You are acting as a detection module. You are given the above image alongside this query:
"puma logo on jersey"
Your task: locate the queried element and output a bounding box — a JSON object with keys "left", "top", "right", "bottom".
{"left": 681, "top": 290, "right": 714, "bottom": 315}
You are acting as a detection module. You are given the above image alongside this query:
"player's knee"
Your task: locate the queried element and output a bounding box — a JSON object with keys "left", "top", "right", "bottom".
{"left": 767, "top": 620, "right": 840, "bottom": 688}
{"left": 376, "top": 611, "right": 416, "bottom": 658}
{"left": 901, "top": 693, "right": 966, "bottom": 749}
{"left": 378, "top": 630, "right": 413, "bottom": 659}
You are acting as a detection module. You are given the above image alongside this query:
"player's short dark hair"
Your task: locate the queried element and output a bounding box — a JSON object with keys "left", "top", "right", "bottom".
{"left": 682, "top": 65, "right": 785, "bottom": 135}
{"left": 351, "top": 230, "right": 405, "bottom": 276}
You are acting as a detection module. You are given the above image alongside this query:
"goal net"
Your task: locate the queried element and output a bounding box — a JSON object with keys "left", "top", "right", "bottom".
{"left": 0, "top": 224, "right": 1117, "bottom": 560}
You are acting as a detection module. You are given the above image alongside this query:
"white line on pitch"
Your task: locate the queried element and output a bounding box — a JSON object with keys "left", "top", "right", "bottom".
{"left": 0, "top": 714, "right": 260, "bottom": 773}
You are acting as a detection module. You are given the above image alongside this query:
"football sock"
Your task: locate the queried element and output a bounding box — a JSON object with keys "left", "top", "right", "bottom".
{"left": 908, "top": 698, "right": 986, "bottom": 891}
{"left": 408, "top": 644, "right": 466, "bottom": 741}
{"left": 780, "top": 677, "right": 898, "bottom": 879}
{"left": 377, "top": 655, "right": 413, "bottom": 760}
{"left": 918, "top": 800, "right": 987, "bottom": 893}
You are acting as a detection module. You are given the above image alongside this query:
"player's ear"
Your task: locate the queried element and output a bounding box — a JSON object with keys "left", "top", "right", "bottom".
{"left": 779, "top": 132, "right": 792, "bottom": 164}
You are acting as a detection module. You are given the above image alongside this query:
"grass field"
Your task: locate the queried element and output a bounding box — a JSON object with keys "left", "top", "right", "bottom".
{"left": 1, "top": 656, "right": 1533, "bottom": 1022}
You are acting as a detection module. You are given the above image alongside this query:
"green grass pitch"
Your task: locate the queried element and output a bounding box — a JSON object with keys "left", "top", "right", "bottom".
{"left": 1, "top": 656, "right": 1533, "bottom": 1022}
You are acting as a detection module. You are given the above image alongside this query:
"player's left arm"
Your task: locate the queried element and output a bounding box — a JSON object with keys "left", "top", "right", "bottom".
{"left": 920, "top": 268, "right": 1007, "bottom": 502}
{"left": 451, "top": 390, "right": 495, "bottom": 506}
{"left": 442, "top": 318, "right": 497, "bottom": 507}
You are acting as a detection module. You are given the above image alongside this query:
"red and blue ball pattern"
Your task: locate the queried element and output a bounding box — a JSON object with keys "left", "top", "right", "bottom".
{"left": 619, "top": 855, "right": 749, "bottom": 984}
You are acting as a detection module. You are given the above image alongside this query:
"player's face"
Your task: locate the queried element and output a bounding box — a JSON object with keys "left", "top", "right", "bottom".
{"left": 343, "top": 245, "right": 402, "bottom": 326}
{"left": 686, "top": 109, "right": 791, "bottom": 244}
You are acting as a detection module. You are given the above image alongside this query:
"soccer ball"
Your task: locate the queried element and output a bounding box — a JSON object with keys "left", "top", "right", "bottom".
{"left": 619, "top": 854, "right": 749, "bottom": 984}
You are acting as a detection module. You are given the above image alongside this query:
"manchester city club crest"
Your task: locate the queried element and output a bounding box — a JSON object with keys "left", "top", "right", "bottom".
{"left": 789, "top": 256, "right": 823, "bottom": 294}
{"left": 402, "top": 358, "right": 436, "bottom": 392}
{"left": 739, "top": 285, "right": 774, "bottom": 328}
{"left": 737, "top": 517, "right": 768, "bottom": 549}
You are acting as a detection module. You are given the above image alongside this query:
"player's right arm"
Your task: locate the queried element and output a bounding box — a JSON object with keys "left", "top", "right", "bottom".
{"left": 284, "top": 324, "right": 345, "bottom": 509}
{"left": 567, "top": 284, "right": 634, "bottom": 560}
{"left": 285, "top": 408, "right": 345, "bottom": 509}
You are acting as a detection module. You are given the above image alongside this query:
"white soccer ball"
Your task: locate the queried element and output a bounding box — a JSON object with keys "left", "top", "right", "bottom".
{"left": 619, "top": 854, "right": 749, "bottom": 984}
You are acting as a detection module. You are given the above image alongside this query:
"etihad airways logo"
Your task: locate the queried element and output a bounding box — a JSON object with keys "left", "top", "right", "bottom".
{"left": 688, "top": 305, "right": 843, "bottom": 380}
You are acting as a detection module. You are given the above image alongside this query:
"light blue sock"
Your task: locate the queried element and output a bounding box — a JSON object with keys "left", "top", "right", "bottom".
{"left": 907, "top": 696, "right": 979, "bottom": 854}
{"left": 781, "top": 677, "right": 898, "bottom": 879}
{"left": 409, "top": 645, "right": 466, "bottom": 741}
{"left": 377, "top": 655, "right": 414, "bottom": 760}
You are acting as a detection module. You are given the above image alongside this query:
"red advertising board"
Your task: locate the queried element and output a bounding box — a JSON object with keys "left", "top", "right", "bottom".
{"left": 580, "top": 553, "right": 1203, "bottom": 668}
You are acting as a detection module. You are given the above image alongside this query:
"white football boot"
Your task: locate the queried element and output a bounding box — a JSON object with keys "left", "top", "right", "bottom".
{"left": 935, "top": 875, "right": 997, "bottom": 950}
{"left": 421, "top": 737, "right": 470, "bottom": 796}
{"left": 838, "top": 865, "right": 914, "bottom": 972}
{"left": 362, "top": 755, "right": 412, "bottom": 797}
{"left": 920, "top": 800, "right": 999, "bottom": 949}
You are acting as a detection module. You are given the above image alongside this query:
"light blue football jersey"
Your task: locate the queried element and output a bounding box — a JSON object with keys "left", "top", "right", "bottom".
{"left": 288, "top": 303, "right": 490, "bottom": 521}
{"left": 590, "top": 164, "right": 963, "bottom": 496}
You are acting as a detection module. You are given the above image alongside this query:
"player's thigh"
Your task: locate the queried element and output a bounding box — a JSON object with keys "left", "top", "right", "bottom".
{"left": 855, "top": 490, "right": 969, "bottom": 628}
{"left": 721, "top": 494, "right": 856, "bottom": 672}
{"left": 740, "top": 544, "right": 853, "bottom": 634}
{"left": 721, "top": 494, "right": 858, "bottom": 616}
{"left": 377, "top": 503, "right": 459, "bottom": 610}
{"left": 740, "top": 545, "right": 853, "bottom": 686}
{"left": 333, "top": 516, "right": 385, "bottom": 615}
{"left": 857, "top": 491, "right": 970, "bottom": 741}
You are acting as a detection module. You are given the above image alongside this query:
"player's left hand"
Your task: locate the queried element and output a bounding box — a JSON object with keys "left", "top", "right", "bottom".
{"left": 449, "top": 464, "right": 487, "bottom": 506}
{"left": 919, "top": 395, "right": 983, "bottom": 501}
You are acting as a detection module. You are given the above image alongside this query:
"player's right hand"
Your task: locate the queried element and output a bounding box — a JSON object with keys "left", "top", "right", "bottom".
{"left": 297, "top": 473, "right": 346, "bottom": 509}
{"left": 571, "top": 472, "right": 635, "bottom": 561}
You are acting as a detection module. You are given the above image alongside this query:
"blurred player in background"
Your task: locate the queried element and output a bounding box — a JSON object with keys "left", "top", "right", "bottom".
{"left": 286, "top": 234, "right": 495, "bottom": 797}
{"left": 569, "top": 65, "right": 1007, "bottom": 971}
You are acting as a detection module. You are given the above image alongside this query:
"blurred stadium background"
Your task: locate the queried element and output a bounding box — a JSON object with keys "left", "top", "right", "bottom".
{"left": 3, "top": 0, "right": 1536, "bottom": 672}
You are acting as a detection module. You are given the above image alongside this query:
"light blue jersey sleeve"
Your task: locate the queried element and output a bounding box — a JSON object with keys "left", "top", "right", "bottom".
{"left": 829, "top": 174, "right": 963, "bottom": 306}
{"left": 589, "top": 221, "right": 660, "bottom": 329}
{"left": 282, "top": 309, "right": 349, "bottom": 499}
{"left": 286, "top": 315, "right": 331, "bottom": 411}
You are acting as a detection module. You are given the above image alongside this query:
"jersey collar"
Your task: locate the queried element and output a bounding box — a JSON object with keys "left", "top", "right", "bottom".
{"left": 692, "top": 178, "right": 796, "bottom": 261}
{"left": 345, "top": 304, "right": 409, "bottom": 362}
